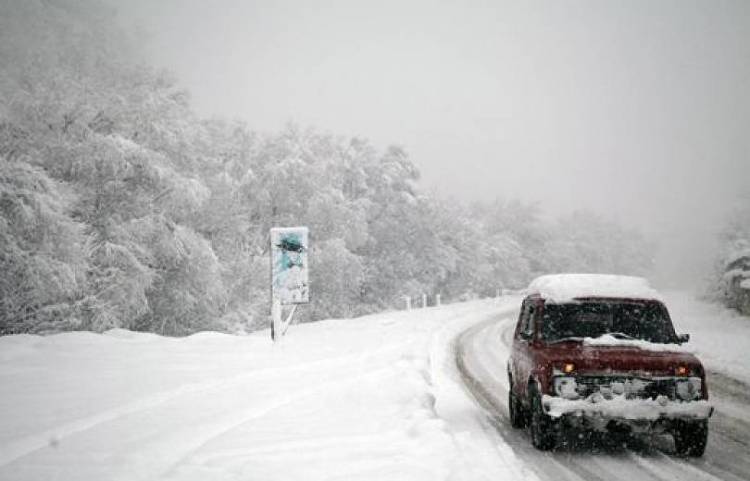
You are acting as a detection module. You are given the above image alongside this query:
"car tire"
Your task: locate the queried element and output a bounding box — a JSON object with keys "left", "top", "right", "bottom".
{"left": 529, "top": 388, "right": 556, "bottom": 450}
{"left": 673, "top": 419, "right": 708, "bottom": 457}
{"left": 508, "top": 387, "right": 526, "bottom": 429}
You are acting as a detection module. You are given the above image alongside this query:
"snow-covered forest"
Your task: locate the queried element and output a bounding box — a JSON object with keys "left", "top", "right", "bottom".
{"left": 0, "top": 0, "right": 654, "bottom": 336}
{"left": 711, "top": 200, "right": 750, "bottom": 314}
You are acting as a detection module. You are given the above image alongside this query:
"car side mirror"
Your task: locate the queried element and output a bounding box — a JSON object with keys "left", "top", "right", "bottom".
{"left": 677, "top": 333, "right": 690, "bottom": 344}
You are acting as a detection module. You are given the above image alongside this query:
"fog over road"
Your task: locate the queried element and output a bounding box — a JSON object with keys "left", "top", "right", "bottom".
{"left": 456, "top": 300, "right": 750, "bottom": 481}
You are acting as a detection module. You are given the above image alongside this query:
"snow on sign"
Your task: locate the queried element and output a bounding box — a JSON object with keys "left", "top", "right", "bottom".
{"left": 271, "top": 227, "right": 309, "bottom": 305}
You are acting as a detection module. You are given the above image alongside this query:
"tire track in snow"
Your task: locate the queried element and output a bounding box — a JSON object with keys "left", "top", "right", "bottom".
{"left": 158, "top": 365, "right": 398, "bottom": 479}
{"left": 629, "top": 451, "right": 725, "bottom": 481}
{"left": 427, "top": 297, "right": 541, "bottom": 481}
{"left": 0, "top": 346, "right": 401, "bottom": 468}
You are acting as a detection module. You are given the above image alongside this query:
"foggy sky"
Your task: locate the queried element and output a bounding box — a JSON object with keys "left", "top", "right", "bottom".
{"left": 111, "top": 0, "right": 750, "bottom": 289}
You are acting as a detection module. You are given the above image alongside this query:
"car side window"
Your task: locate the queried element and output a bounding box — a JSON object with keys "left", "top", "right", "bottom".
{"left": 517, "top": 299, "right": 535, "bottom": 340}
{"left": 516, "top": 300, "right": 528, "bottom": 338}
{"left": 522, "top": 303, "right": 535, "bottom": 339}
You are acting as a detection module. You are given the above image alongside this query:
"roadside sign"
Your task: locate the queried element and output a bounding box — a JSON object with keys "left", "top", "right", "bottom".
{"left": 271, "top": 227, "right": 309, "bottom": 305}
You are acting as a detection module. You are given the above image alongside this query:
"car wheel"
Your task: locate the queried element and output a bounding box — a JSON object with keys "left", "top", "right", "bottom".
{"left": 529, "top": 388, "right": 556, "bottom": 450}
{"left": 508, "top": 387, "right": 526, "bottom": 429}
{"left": 673, "top": 419, "right": 708, "bottom": 457}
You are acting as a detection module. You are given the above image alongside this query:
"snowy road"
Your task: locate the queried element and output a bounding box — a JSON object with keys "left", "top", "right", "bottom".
{"left": 456, "top": 295, "right": 750, "bottom": 481}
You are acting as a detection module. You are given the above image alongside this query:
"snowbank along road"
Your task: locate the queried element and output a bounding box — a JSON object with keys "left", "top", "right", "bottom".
{"left": 457, "top": 292, "right": 750, "bottom": 481}
{"left": 1, "top": 294, "right": 748, "bottom": 481}
{"left": 0, "top": 300, "right": 533, "bottom": 481}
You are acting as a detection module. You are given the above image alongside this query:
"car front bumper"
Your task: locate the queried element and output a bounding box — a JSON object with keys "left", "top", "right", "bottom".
{"left": 541, "top": 394, "right": 713, "bottom": 433}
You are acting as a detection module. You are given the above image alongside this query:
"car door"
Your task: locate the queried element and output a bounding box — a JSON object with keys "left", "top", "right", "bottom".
{"left": 511, "top": 298, "right": 535, "bottom": 399}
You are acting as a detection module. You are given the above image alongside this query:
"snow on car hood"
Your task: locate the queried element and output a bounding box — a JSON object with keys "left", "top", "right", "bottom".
{"left": 582, "top": 335, "right": 690, "bottom": 353}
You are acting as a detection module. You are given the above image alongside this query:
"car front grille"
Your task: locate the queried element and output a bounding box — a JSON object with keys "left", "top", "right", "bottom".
{"left": 574, "top": 375, "right": 677, "bottom": 400}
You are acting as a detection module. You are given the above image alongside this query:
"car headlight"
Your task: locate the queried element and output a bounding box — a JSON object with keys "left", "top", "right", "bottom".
{"left": 676, "top": 377, "right": 702, "bottom": 400}
{"left": 553, "top": 376, "right": 579, "bottom": 399}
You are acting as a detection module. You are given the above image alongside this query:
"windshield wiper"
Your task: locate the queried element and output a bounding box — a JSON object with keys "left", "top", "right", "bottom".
{"left": 546, "top": 336, "right": 583, "bottom": 344}
{"left": 607, "top": 332, "right": 637, "bottom": 340}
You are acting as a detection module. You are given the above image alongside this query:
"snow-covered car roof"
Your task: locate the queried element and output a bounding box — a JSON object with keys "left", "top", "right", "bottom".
{"left": 527, "top": 274, "right": 662, "bottom": 303}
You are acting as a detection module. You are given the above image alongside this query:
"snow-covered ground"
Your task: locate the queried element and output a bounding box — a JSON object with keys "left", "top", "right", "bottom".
{"left": 2, "top": 292, "right": 749, "bottom": 481}
{"left": 662, "top": 291, "right": 750, "bottom": 385}
{"left": 0, "top": 298, "right": 532, "bottom": 481}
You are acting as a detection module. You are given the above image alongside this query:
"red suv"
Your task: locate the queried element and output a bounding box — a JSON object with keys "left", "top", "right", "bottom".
{"left": 507, "top": 274, "right": 713, "bottom": 455}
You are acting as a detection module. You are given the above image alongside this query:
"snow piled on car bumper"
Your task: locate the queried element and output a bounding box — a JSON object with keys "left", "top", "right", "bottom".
{"left": 542, "top": 394, "right": 713, "bottom": 420}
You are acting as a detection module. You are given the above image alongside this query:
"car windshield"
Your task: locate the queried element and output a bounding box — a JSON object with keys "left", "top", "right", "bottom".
{"left": 541, "top": 300, "right": 677, "bottom": 343}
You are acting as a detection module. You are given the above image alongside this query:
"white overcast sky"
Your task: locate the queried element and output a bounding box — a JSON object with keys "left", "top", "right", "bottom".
{"left": 112, "top": 0, "right": 750, "bottom": 288}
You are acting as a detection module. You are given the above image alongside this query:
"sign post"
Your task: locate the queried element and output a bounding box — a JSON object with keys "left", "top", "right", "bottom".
{"left": 270, "top": 227, "right": 309, "bottom": 341}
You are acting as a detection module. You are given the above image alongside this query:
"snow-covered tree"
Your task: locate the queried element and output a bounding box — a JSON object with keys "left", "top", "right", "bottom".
{"left": 0, "top": 157, "right": 87, "bottom": 333}
{"left": 0, "top": 0, "right": 659, "bottom": 334}
{"left": 710, "top": 197, "right": 750, "bottom": 314}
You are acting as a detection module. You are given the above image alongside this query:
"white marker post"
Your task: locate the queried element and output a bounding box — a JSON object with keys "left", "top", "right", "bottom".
{"left": 422, "top": 293, "right": 427, "bottom": 308}
{"left": 270, "top": 227, "right": 309, "bottom": 341}
{"left": 436, "top": 294, "right": 441, "bottom": 307}
{"left": 404, "top": 296, "right": 411, "bottom": 311}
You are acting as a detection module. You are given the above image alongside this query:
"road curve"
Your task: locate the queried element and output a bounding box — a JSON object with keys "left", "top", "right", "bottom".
{"left": 457, "top": 309, "right": 750, "bottom": 481}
